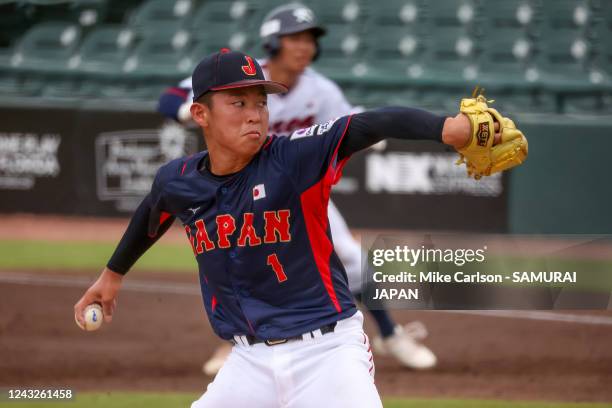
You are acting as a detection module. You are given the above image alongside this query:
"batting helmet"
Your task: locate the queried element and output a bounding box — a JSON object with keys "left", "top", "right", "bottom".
{"left": 260, "top": 3, "right": 326, "bottom": 60}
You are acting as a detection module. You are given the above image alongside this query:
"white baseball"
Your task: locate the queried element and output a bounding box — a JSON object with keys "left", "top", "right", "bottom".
{"left": 78, "top": 303, "right": 104, "bottom": 331}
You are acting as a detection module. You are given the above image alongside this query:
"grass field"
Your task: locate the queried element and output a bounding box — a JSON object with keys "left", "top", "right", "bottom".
{"left": 0, "top": 393, "right": 610, "bottom": 408}
{"left": 0, "top": 239, "right": 196, "bottom": 272}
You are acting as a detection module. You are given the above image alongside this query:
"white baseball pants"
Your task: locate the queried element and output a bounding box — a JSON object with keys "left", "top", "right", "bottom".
{"left": 191, "top": 311, "right": 382, "bottom": 408}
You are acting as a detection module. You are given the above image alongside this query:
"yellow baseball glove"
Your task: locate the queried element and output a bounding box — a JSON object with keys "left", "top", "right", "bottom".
{"left": 456, "top": 94, "right": 528, "bottom": 180}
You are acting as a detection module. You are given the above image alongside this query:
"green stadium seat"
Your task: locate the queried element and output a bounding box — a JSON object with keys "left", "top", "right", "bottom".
{"left": 362, "top": 26, "right": 429, "bottom": 85}
{"left": 314, "top": 24, "right": 367, "bottom": 82}
{"left": 540, "top": 0, "right": 593, "bottom": 30}
{"left": 73, "top": 0, "right": 108, "bottom": 27}
{"left": 427, "top": 0, "right": 480, "bottom": 28}
{"left": 40, "top": 77, "right": 88, "bottom": 98}
{"left": 535, "top": 27, "right": 598, "bottom": 91}
{"left": 366, "top": 0, "right": 427, "bottom": 27}
{"left": 309, "top": 0, "right": 368, "bottom": 26}
{"left": 562, "top": 93, "right": 609, "bottom": 114}
{"left": 597, "top": 0, "right": 612, "bottom": 29}
{"left": 129, "top": 0, "right": 193, "bottom": 34}
{"left": 192, "top": 0, "right": 263, "bottom": 30}
{"left": 487, "top": 91, "right": 558, "bottom": 115}
{"left": 21, "top": 0, "right": 107, "bottom": 28}
{"left": 11, "top": 22, "right": 82, "bottom": 73}
{"left": 481, "top": 0, "right": 537, "bottom": 30}
{"left": 0, "top": 73, "right": 21, "bottom": 95}
{"left": 190, "top": 21, "right": 252, "bottom": 57}
{"left": 79, "top": 77, "right": 167, "bottom": 100}
{"left": 419, "top": 27, "right": 480, "bottom": 87}
{"left": 590, "top": 24, "right": 612, "bottom": 90}
{"left": 123, "top": 29, "right": 192, "bottom": 79}
{"left": 105, "top": 0, "right": 143, "bottom": 23}
{"left": 76, "top": 25, "right": 135, "bottom": 76}
{"left": 418, "top": 88, "right": 468, "bottom": 112}
{"left": 478, "top": 28, "right": 536, "bottom": 89}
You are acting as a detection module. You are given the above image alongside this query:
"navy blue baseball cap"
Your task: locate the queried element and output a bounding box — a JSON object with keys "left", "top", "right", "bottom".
{"left": 192, "top": 48, "right": 288, "bottom": 101}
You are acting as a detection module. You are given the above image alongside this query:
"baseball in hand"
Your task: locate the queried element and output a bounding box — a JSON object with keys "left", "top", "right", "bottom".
{"left": 76, "top": 303, "right": 104, "bottom": 331}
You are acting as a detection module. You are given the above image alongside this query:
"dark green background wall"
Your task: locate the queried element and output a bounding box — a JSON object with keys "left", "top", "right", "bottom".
{"left": 509, "top": 115, "right": 612, "bottom": 234}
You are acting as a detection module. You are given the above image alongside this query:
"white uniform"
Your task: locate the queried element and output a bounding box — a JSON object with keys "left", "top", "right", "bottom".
{"left": 181, "top": 65, "right": 365, "bottom": 293}
{"left": 191, "top": 311, "right": 381, "bottom": 408}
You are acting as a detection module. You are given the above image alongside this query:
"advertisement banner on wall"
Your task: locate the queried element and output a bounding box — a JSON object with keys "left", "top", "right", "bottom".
{"left": 95, "top": 123, "right": 199, "bottom": 213}
{"left": 332, "top": 140, "right": 507, "bottom": 232}
{"left": 0, "top": 107, "right": 76, "bottom": 214}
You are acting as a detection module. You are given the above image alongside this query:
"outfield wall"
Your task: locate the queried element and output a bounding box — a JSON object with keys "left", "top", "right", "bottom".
{"left": 0, "top": 103, "right": 610, "bottom": 233}
{"left": 508, "top": 114, "right": 612, "bottom": 234}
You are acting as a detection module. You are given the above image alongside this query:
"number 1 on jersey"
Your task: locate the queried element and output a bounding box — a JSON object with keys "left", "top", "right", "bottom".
{"left": 267, "top": 253, "right": 288, "bottom": 283}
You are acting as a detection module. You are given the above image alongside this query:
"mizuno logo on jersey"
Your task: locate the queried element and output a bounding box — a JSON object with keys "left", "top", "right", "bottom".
{"left": 187, "top": 206, "right": 200, "bottom": 214}
{"left": 184, "top": 210, "right": 292, "bottom": 253}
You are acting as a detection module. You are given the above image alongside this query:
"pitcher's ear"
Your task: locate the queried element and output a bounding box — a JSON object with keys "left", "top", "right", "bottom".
{"left": 190, "top": 102, "right": 209, "bottom": 127}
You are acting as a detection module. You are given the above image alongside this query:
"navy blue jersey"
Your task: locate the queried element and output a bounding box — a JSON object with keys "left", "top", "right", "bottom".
{"left": 149, "top": 116, "right": 357, "bottom": 340}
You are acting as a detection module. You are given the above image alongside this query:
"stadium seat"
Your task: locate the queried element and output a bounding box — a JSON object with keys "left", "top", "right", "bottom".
{"left": 0, "top": 72, "right": 21, "bottom": 96}
{"left": 10, "top": 22, "right": 82, "bottom": 73}
{"left": 427, "top": 0, "right": 480, "bottom": 29}
{"left": 480, "top": 0, "right": 538, "bottom": 31}
{"left": 314, "top": 23, "right": 367, "bottom": 82}
{"left": 589, "top": 23, "right": 612, "bottom": 89}
{"left": 535, "top": 26, "right": 598, "bottom": 91}
{"left": 192, "top": 0, "right": 262, "bottom": 29}
{"left": 79, "top": 76, "right": 167, "bottom": 100}
{"left": 76, "top": 25, "right": 135, "bottom": 76}
{"left": 129, "top": 0, "right": 193, "bottom": 34}
{"left": 563, "top": 93, "right": 609, "bottom": 114}
{"left": 478, "top": 28, "right": 536, "bottom": 89}
{"left": 362, "top": 26, "right": 429, "bottom": 85}
{"left": 541, "top": 0, "right": 593, "bottom": 30}
{"left": 597, "top": 0, "right": 612, "bottom": 28}
{"left": 19, "top": 0, "right": 107, "bottom": 29}
{"left": 367, "top": 0, "right": 427, "bottom": 27}
{"left": 105, "top": 0, "right": 143, "bottom": 23}
{"left": 488, "top": 90, "right": 558, "bottom": 114}
{"left": 190, "top": 21, "right": 252, "bottom": 57}
{"left": 122, "top": 28, "right": 192, "bottom": 79}
{"left": 419, "top": 27, "right": 480, "bottom": 87}
{"left": 309, "top": 0, "right": 368, "bottom": 26}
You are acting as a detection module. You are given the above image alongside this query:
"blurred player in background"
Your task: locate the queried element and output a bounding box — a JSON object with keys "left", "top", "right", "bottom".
{"left": 157, "top": 3, "right": 437, "bottom": 376}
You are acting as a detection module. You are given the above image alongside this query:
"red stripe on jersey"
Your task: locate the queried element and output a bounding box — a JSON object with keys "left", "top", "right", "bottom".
{"left": 326, "top": 116, "right": 353, "bottom": 185}
{"left": 180, "top": 162, "right": 187, "bottom": 175}
{"left": 211, "top": 295, "right": 217, "bottom": 312}
{"left": 149, "top": 211, "right": 173, "bottom": 238}
{"left": 159, "top": 211, "right": 172, "bottom": 225}
{"left": 298, "top": 117, "right": 352, "bottom": 313}
{"left": 300, "top": 180, "right": 340, "bottom": 312}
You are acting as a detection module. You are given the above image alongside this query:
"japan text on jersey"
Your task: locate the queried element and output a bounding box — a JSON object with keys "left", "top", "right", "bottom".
{"left": 149, "top": 116, "right": 356, "bottom": 341}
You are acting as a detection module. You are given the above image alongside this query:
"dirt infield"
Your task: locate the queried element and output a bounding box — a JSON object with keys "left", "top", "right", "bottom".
{"left": 1, "top": 215, "right": 611, "bottom": 403}
{"left": 1, "top": 270, "right": 611, "bottom": 403}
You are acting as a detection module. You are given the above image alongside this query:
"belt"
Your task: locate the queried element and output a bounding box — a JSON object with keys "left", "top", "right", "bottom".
{"left": 231, "top": 322, "right": 337, "bottom": 347}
